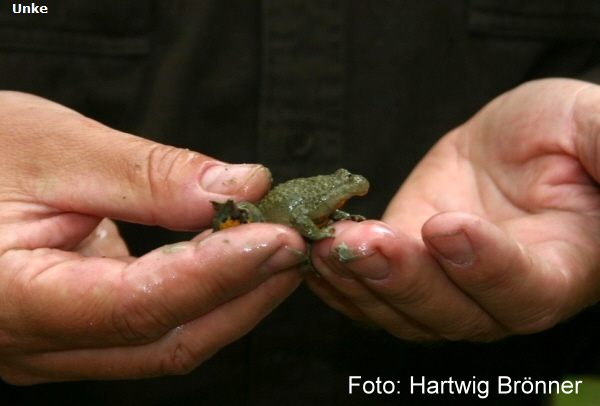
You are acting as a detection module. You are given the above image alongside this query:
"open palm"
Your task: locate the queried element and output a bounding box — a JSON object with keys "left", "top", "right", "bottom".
{"left": 309, "top": 79, "right": 600, "bottom": 341}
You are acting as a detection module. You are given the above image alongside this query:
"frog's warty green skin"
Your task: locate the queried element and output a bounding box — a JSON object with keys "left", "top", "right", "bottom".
{"left": 212, "top": 168, "right": 369, "bottom": 241}
{"left": 257, "top": 169, "right": 369, "bottom": 240}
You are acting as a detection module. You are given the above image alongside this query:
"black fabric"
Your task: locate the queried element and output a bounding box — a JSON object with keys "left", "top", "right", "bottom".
{"left": 1, "top": 1, "right": 600, "bottom": 404}
{"left": 469, "top": 0, "right": 600, "bottom": 39}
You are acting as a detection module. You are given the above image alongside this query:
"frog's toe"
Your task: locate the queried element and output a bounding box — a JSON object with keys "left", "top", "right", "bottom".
{"left": 348, "top": 214, "right": 366, "bottom": 222}
{"left": 320, "top": 225, "right": 336, "bottom": 239}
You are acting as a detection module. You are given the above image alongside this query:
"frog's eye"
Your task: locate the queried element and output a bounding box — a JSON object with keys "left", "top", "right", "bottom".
{"left": 336, "top": 168, "right": 351, "bottom": 178}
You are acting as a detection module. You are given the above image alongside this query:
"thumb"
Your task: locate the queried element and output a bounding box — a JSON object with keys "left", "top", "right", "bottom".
{"left": 0, "top": 91, "right": 271, "bottom": 230}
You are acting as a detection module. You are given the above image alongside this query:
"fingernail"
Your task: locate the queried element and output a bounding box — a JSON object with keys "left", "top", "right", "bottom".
{"left": 327, "top": 243, "right": 391, "bottom": 281}
{"left": 344, "top": 254, "right": 391, "bottom": 280}
{"left": 427, "top": 229, "right": 474, "bottom": 265}
{"left": 260, "top": 245, "right": 308, "bottom": 275}
{"left": 200, "top": 163, "right": 269, "bottom": 195}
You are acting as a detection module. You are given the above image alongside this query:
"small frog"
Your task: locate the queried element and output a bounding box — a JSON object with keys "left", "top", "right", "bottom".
{"left": 211, "top": 168, "right": 369, "bottom": 240}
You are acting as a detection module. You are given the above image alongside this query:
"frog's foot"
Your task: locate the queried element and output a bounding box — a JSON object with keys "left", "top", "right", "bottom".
{"left": 320, "top": 225, "right": 336, "bottom": 239}
{"left": 304, "top": 225, "right": 336, "bottom": 242}
{"left": 347, "top": 214, "right": 366, "bottom": 222}
{"left": 300, "top": 258, "right": 319, "bottom": 276}
{"left": 330, "top": 209, "right": 366, "bottom": 222}
{"left": 334, "top": 242, "right": 368, "bottom": 263}
{"left": 284, "top": 245, "right": 319, "bottom": 276}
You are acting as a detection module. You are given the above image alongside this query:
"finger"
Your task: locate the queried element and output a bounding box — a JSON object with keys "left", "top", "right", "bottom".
{"left": 311, "top": 221, "right": 502, "bottom": 340}
{"left": 305, "top": 272, "right": 370, "bottom": 322}
{"left": 0, "top": 91, "right": 271, "bottom": 230}
{"left": 3, "top": 268, "right": 301, "bottom": 384}
{"left": 73, "top": 218, "right": 129, "bottom": 257}
{"left": 572, "top": 82, "right": 600, "bottom": 185}
{"left": 422, "top": 211, "right": 583, "bottom": 334}
{"left": 307, "top": 264, "right": 434, "bottom": 340}
{"left": 1, "top": 210, "right": 103, "bottom": 252}
{"left": 0, "top": 223, "right": 305, "bottom": 350}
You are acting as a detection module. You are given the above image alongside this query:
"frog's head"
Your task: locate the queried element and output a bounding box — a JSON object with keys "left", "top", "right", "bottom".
{"left": 333, "top": 168, "right": 370, "bottom": 197}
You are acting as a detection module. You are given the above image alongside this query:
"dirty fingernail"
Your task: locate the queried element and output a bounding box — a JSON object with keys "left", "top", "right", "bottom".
{"left": 200, "top": 163, "right": 269, "bottom": 194}
{"left": 329, "top": 243, "right": 391, "bottom": 281}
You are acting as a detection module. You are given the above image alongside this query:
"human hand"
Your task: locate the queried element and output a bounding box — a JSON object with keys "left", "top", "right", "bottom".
{"left": 307, "top": 78, "right": 600, "bottom": 341}
{"left": 0, "top": 92, "right": 304, "bottom": 384}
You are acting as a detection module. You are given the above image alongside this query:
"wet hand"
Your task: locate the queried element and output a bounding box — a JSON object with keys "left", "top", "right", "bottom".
{"left": 0, "top": 92, "right": 304, "bottom": 383}
{"left": 307, "top": 79, "right": 600, "bottom": 341}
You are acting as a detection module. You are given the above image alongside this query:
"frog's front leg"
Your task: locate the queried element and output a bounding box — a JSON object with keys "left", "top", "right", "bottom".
{"left": 330, "top": 209, "right": 366, "bottom": 222}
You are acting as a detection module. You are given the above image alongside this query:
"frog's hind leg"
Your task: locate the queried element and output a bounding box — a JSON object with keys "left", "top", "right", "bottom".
{"left": 284, "top": 244, "right": 319, "bottom": 276}
{"left": 291, "top": 214, "right": 335, "bottom": 241}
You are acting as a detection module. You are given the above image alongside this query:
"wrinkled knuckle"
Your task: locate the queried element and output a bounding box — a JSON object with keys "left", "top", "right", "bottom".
{"left": 194, "top": 276, "right": 231, "bottom": 310}
{"left": 144, "top": 145, "right": 190, "bottom": 196}
{"left": 387, "top": 283, "right": 432, "bottom": 308}
{"left": 437, "top": 312, "right": 503, "bottom": 341}
{"left": 158, "top": 342, "right": 205, "bottom": 376}
{"left": 347, "top": 293, "right": 382, "bottom": 310}
{"left": 122, "top": 144, "right": 194, "bottom": 224}
{"left": 111, "top": 302, "right": 171, "bottom": 344}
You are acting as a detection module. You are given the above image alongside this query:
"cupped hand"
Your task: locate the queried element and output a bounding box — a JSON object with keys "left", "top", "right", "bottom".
{"left": 307, "top": 78, "right": 600, "bottom": 341}
{"left": 0, "top": 92, "right": 304, "bottom": 384}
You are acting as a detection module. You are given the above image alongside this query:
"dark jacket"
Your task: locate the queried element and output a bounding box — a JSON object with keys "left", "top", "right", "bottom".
{"left": 2, "top": 1, "right": 600, "bottom": 404}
